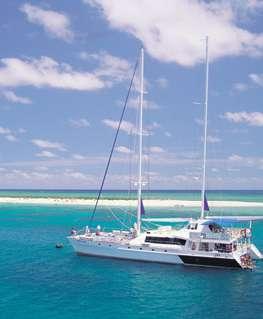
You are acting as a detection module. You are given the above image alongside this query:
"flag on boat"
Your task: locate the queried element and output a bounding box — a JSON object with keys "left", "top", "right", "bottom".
{"left": 141, "top": 198, "right": 145, "bottom": 215}
{"left": 204, "top": 193, "right": 210, "bottom": 211}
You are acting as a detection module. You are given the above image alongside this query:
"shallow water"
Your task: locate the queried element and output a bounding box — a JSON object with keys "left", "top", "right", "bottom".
{"left": 0, "top": 192, "right": 263, "bottom": 319}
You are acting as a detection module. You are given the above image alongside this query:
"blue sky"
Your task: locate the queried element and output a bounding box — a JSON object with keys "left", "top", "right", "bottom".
{"left": 1, "top": 0, "right": 263, "bottom": 189}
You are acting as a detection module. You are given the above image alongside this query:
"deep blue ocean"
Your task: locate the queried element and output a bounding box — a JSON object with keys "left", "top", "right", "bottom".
{"left": 1, "top": 190, "right": 263, "bottom": 319}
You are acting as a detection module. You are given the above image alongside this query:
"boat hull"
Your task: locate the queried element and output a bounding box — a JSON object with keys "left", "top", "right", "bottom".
{"left": 178, "top": 255, "right": 241, "bottom": 268}
{"left": 68, "top": 237, "right": 183, "bottom": 264}
{"left": 68, "top": 237, "right": 241, "bottom": 268}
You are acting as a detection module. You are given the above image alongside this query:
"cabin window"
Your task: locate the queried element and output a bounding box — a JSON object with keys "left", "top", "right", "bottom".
{"left": 187, "top": 223, "right": 198, "bottom": 230}
{"left": 215, "top": 243, "right": 232, "bottom": 253}
{"left": 145, "top": 236, "right": 186, "bottom": 245}
{"left": 199, "top": 242, "right": 209, "bottom": 251}
{"left": 208, "top": 223, "right": 222, "bottom": 233}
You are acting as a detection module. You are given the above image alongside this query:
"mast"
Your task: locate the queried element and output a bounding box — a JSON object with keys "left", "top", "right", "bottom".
{"left": 136, "top": 47, "right": 144, "bottom": 234}
{"left": 201, "top": 36, "right": 209, "bottom": 219}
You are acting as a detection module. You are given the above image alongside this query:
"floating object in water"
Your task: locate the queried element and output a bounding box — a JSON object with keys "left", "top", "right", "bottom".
{"left": 55, "top": 243, "right": 63, "bottom": 249}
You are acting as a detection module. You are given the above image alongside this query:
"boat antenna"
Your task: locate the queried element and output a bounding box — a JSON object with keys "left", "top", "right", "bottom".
{"left": 201, "top": 36, "right": 209, "bottom": 219}
{"left": 136, "top": 47, "right": 144, "bottom": 235}
{"left": 88, "top": 52, "right": 140, "bottom": 228}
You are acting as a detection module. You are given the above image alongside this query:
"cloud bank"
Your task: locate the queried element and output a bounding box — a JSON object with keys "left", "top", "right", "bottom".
{"left": 21, "top": 3, "right": 74, "bottom": 42}
{"left": 0, "top": 52, "right": 132, "bottom": 91}
{"left": 86, "top": 0, "right": 263, "bottom": 66}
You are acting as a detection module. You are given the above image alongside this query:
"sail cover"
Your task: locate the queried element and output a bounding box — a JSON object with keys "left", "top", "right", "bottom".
{"left": 141, "top": 198, "right": 145, "bottom": 215}
{"left": 204, "top": 193, "right": 210, "bottom": 211}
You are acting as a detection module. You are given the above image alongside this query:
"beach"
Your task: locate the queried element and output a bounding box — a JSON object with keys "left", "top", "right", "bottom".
{"left": 1, "top": 196, "right": 263, "bottom": 208}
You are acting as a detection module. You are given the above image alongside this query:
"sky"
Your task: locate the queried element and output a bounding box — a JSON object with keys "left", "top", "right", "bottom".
{"left": 1, "top": 0, "right": 263, "bottom": 189}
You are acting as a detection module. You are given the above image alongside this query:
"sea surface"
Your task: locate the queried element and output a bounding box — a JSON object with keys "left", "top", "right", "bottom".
{"left": 1, "top": 190, "right": 263, "bottom": 319}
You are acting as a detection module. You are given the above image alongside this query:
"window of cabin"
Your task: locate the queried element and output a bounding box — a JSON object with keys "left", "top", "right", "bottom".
{"left": 199, "top": 242, "right": 209, "bottom": 251}
{"left": 145, "top": 236, "right": 186, "bottom": 245}
{"left": 187, "top": 223, "right": 198, "bottom": 230}
{"left": 215, "top": 243, "right": 232, "bottom": 253}
{"left": 208, "top": 223, "right": 222, "bottom": 233}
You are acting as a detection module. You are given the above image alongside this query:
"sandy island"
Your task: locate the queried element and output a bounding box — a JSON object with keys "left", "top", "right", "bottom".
{"left": 0, "top": 197, "right": 263, "bottom": 208}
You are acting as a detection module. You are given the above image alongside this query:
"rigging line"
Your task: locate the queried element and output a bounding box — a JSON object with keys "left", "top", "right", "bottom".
{"left": 89, "top": 54, "right": 140, "bottom": 228}
{"left": 107, "top": 206, "right": 131, "bottom": 230}
{"left": 118, "top": 206, "right": 136, "bottom": 218}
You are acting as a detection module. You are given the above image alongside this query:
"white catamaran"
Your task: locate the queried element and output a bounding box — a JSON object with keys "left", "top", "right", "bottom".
{"left": 68, "top": 40, "right": 263, "bottom": 269}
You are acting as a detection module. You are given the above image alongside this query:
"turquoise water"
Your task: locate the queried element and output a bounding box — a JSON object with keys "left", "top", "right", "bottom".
{"left": 1, "top": 190, "right": 263, "bottom": 319}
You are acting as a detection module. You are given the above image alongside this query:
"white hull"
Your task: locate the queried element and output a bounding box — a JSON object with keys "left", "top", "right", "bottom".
{"left": 68, "top": 237, "right": 243, "bottom": 268}
{"left": 68, "top": 237, "right": 183, "bottom": 264}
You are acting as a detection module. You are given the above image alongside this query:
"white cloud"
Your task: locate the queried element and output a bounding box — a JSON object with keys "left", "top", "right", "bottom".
{"left": 20, "top": 3, "right": 74, "bottom": 42}
{"left": 32, "top": 139, "right": 67, "bottom": 151}
{"left": 69, "top": 118, "right": 90, "bottom": 128}
{"left": 5, "top": 134, "right": 18, "bottom": 142}
{"left": 64, "top": 171, "right": 89, "bottom": 180}
{"left": 148, "top": 121, "right": 161, "bottom": 129}
{"left": 86, "top": 0, "right": 263, "bottom": 67}
{"left": 18, "top": 128, "right": 27, "bottom": 134}
{"left": 223, "top": 111, "right": 263, "bottom": 126}
{"left": 249, "top": 73, "right": 263, "bottom": 86}
{"left": 0, "top": 126, "right": 18, "bottom": 142}
{"left": 246, "top": 0, "right": 263, "bottom": 9}
{"left": 233, "top": 82, "right": 249, "bottom": 92}
{"left": 102, "top": 119, "right": 151, "bottom": 136}
{"left": 36, "top": 150, "right": 57, "bottom": 158}
{"left": 116, "top": 146, "right": 132, "bottom": 154}
{"left": 80, "top": 51, "right": 132, "bottom": 85}
{"left": 126, "top": 97, "right": 159, "bottom": 110}
{"left": 195, "top": 118, "right": 204, "bottom": 125}
{"left": 228, "top": 154, "right": 243, "bottom": 161}
{"left": 164, "top": 131, "right": 171, "bottom": 137}
{"left": 37, "top": 166, "right": 49, "bottom": 171}
{"left": 72, "top": 154, "right": 86, "bottom": 160}
{"left": 103, "top": 119, "right": 134, "bottom": 134}
{"left": 207, "top": 135, "right": 221, "bottom": 143}
{"left": 0, "top": 126, "right": 11, "bottom": 135}
{"left": 79, "top": 52, "right": 90, "bottom": 60}
{"left": 149, "top": 146, "right": 165, "bottom": 153}
{"left": 156, "top": 77, "right": 168, "bottom": 88}
{"left": 1, "top": 90, "right": 32, "bottom": 104}
{"left": 227, "top": 168, "right": 241, "bottom": 172}
{"left": 0, "top": 52, "right": 133, "bottom": 91}
{"left": 0, "top": 56, "right": 105, "bottom": 91}
{"left": 31, "top": 172, "right": 51, "bottom": 179}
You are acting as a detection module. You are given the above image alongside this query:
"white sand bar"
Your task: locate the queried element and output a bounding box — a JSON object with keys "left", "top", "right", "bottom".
{"left": 0, "top": 197, "right": 263, "bottom": 208}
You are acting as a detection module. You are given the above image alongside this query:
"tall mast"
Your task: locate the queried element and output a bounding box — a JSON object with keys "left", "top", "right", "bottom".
{"left": 137, "top": 47, "right": 144, "bottom": 234}
{"left": 201, "top": 36, "right": 209, "bottom": 219}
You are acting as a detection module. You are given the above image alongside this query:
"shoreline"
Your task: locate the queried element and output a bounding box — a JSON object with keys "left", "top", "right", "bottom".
{"left": 0, "top": 197, "right": 263, "bottom": 208}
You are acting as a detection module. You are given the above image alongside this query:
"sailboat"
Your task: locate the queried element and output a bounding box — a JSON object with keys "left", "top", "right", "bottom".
{"left": 68, "top": 40, "right": 263, "bottom": 269}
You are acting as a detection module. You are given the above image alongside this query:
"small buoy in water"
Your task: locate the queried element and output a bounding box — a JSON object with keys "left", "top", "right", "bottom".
{"left": 55, "top": 243, "right": 63, "bottom": 249}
